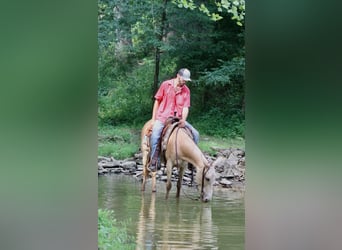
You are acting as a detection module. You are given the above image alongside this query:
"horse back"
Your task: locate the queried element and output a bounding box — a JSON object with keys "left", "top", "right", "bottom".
{"left": 141, "top": 120, "right": 153, "bottom": 142}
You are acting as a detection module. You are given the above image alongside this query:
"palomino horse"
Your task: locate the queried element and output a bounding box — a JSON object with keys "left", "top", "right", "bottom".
{"left": 140, "top": 119, "right": 216, "bottom": 202}
{"left": 140, "top": 120, "right": 157, "bottom": 192}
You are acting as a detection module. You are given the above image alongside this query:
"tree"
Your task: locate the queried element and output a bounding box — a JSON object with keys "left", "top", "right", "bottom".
{"left": 97, "top": 0, "right": 245, "bottom": 138}
{"left": 171, "top": 0, "right": 245, "bottom": 26}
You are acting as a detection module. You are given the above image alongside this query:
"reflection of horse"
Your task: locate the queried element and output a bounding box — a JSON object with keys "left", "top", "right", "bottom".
{"left": 159, "top": 204, "right": 218, "bottom": 249}
{"left": 136, "top": 193, "right": 156, "bottom": 250}
{"left": 136, "top": 194, "right": 218, "bottom": 249}
{"left": 191, "top": 205, "right": 218, "bottom": 249}
{"left": 140, "top": 120, "right": 216, "bottom": 202}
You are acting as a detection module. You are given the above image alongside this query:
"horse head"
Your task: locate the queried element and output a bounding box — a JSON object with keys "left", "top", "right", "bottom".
{"left": 198, "top": 163, "right": 216, "bottom": 202}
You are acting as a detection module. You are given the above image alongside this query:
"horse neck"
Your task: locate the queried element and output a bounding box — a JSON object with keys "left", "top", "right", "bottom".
{"left": 174, "top": 128, "right": 209, "bottom": 169}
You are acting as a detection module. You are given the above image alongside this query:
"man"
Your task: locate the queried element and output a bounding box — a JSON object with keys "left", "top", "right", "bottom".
{"left": 148, "top": 68, "right": 199, "bottom": 172}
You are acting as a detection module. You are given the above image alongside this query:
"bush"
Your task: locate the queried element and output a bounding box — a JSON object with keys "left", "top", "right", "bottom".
{"left": 98, "top": 209, "right": 136, "bottom": 250}
{"left": 98, "top": 58, "right": 154, "bottom": 126}
{"left": 193, "top": 108, "right": 245, "bottom": 139}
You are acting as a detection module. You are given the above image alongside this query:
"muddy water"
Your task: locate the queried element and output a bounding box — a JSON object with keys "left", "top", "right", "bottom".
{"left": 98, "top": 174, "right": 244, "bottom": 250}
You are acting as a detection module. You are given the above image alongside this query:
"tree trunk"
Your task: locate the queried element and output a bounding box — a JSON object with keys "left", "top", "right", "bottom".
{"left": 152, "top": 0, "right": 168, "bottom": 104}
{"left": 153, "top": 47, "right": 160, "bottom": 99}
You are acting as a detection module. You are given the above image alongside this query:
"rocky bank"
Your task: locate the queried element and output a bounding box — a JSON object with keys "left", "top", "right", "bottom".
{"left": 98, "top": 147, "right": 245, "bottom": 191}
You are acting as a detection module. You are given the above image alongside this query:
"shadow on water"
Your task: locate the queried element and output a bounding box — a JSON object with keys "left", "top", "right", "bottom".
{"left": 98, "top": 174, "right": 244, "bottom": 250}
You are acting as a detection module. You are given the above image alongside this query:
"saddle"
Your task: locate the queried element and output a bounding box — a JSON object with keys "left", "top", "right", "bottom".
{"left": 144, "top": 117, "right": 194, "bottom": 168}
{"left": 159, "top": 117, "right": 194, "bottom": 165}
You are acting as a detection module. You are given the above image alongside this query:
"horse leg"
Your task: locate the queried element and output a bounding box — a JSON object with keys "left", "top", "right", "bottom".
{"left": 151, "top": 171, "right": 157, "bottom": 192}
{"left": 165, "top": 161, "right": 172, "bottom": 199}
{"left": 141, "top": 149, "right": 149, "bottom": 191}
{"left": 141, "top": 162, "right": 147, "bottom": 191}
{"left": 176, "top": 164, "right": 185, "bottom": 198}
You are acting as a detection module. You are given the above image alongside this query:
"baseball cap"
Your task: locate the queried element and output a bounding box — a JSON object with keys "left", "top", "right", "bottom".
{"left": 178, "top": 68, "right": 191, "bottom": 81}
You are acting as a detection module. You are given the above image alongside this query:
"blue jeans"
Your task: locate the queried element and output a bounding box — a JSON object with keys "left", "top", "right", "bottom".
{"left": 150, "top": 120, "right": 199, "bottom": 164}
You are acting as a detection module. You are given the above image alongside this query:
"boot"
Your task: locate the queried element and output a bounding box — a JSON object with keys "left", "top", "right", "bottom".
{"left": 147, "top": 157, "right": 158, "bottom": 172}
{"left": 188, "top": 163, "right": 194, "bottom": 171}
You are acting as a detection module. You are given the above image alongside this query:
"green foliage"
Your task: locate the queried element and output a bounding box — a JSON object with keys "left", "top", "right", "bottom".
{"left": 97, "top": 0, "right": 245, "bottom": 140}
{"left": 199, "top": 57, "right": 245, "bottom": 86}
{"left": 194, "top": 108, "right": 245, "bottom": 138}
{"left": 98, "top": 209, "right": 136, "bottom": 250}
{"left": 172, "top": 0, "right": 245, "bottom": 25}
{"left": 98, "top": 123, "right": 244, "bottom": 159}
{"left": 189, "top": 57, "right": 245, "bottom": 138}
{"left": 98, "top": 58, "right": 155, "bottom": 126}
{"left": 98, "top": 125, "right": 140, "bottom": 158}
{"left": 198, "top": 135, "right": 245, "bottom": 155}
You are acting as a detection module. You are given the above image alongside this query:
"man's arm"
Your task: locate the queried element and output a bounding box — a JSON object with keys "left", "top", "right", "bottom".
{"left": 152, "top": 99, "right": 160, "bottom": 121}
{"left": 181, "top": 107, "right": 189, "bottom": 121}
{"left": 148, "top": 99, "right": 160, "bottom": 130}
{"left": 179, "top": 107, "right": 189, "bottom": 127}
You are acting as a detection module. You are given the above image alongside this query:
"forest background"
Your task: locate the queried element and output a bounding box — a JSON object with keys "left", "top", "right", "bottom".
{"left": 98, "top": 0, "right": 245, "bottom": 158}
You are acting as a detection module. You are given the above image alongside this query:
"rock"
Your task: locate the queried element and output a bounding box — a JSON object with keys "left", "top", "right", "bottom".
{"left": 219, "top": 179, "right": 232, "bottom": 187}
{"left": 122, "top": 170, "right": 131, "bottom": 175}
{"left": 160, "top": 176, "right": 168, "bottom": 182}
{"left": 111, "top": 168, "right": 122, "bottom": 174}
{"left": 135, "top": 171, "right": 143, "bottom": 178}
{"left": 98, "top": 146, "right": 246, "bottom": 191}
{"left": 134, "top": 152, "right": 143, "bottom": 159}
{"left": 121, "top": 161, "right": 137, "bottom": 171}
{"left": 182, "top": 176, "right": 192, "bottom": 182}
{"left": 98, "top": 166, "right": 108, "bottom": 175}
{"left": 238, "top": 156, "right": 245, "bottom": 167}
{"left": 98, "top": 159, "right": 121, "bottom": 168}
{"left": 98, "top": 156, "right": 111, "bottom": 162}
{"left": 220, "top": 149, "right": 232, "bottom": 158}
{"left": 226, "top": 153, "right": 239, "bottom": 166}
{"left": 212, "top": 156, "right": 227, "bottom": 173}
{"left": 232, "top": 148, "right": 245, "bottom": 157}
{"left": 222, "top": 168, "right": 235, "bottom": 178}
{"left": 136, "top": 165, "right": 144, "bottom": 171}
{"left": 135, "top": 158, "right": 143, "bottom": 165}
{"left": 124, "top": 157, "right": 135, "bottom": 162}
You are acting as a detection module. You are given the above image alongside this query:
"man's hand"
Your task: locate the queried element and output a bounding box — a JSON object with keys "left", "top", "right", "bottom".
{"left": 179, "top": 119, "right": 186, "bottom": 128}
{"left": 148, "top": 120, "right": 154, "bottom": 130}
{"left": 145, "top": 120, "right": 154, "bottom": 136}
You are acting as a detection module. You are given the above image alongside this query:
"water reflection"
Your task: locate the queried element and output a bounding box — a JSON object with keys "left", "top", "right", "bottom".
{"left": 98, "top": 175, "right": 244, "bottom": 250}
{"left": 136, "top": 193, "right": 156, "bottom": 249}
{"left": 135, "top": 192, "right": 218, "bottom": 249}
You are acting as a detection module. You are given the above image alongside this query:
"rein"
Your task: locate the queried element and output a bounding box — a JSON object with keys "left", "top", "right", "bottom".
{"left": 175, "top": 127, "right": 180, "bottom": 170}
{"left": 174, "top": 126, "right": 199, "bottom": 201}
{"left": 201, "top": 165, "right": 209, "bottom": 199}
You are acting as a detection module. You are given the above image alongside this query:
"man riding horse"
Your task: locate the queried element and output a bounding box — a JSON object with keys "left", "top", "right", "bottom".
{"left": 148, "top": 68, "right": 199, "bottom": 172}
{"left": 141, "top": 68, "right": 215, "bottom": 202}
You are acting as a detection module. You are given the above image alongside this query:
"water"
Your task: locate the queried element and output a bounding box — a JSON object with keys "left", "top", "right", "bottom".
{"left": 98, "top": 174, "right": 245, "bottom": 250}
